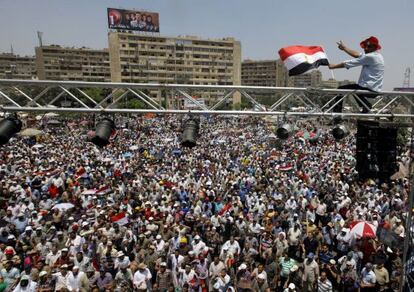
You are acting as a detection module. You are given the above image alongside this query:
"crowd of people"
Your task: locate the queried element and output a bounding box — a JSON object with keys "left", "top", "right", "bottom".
{"left": 0, "top": 115, "right": 410, "bottom": 292}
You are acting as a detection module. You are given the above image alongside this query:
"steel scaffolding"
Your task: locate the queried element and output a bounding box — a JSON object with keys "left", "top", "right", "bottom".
{"left": 0, "top": 79, "right": 413, "bottom": 118}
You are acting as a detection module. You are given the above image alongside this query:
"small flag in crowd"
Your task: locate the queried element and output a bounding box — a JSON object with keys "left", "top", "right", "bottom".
{"left": 95, "top": 185, "right": 112, "bottom": 195}
{"left": 110, "top": 212, "right": 128, "bottom": 226}
{"left": 278, "top": 45, "right": 329, "bottom": 76}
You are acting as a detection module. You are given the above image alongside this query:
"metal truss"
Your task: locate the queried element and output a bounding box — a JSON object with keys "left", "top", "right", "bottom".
{"left": 0, "top": 79, "right": 413, "bottom": 118}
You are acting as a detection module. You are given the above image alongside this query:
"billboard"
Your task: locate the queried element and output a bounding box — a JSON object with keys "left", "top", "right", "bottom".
{"left": 107, "top": 8, "right": 159, "bottom": 32}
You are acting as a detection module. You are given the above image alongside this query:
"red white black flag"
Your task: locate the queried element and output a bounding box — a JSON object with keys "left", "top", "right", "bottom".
{"left": 278, "top": 46, "right": 329, "bottom": 76}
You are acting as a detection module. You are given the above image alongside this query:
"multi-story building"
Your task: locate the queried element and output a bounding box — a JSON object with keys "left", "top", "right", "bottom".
{"left": 320, "top": 78, "right": 338, "bottom": 89}
{"left": 291, "top": 70, "right": 322, "bottom": 88}
{"left": 0, "top": 53, "right": 36, "bottom": 79}
{"left": 108, "top": 32, "right": 241, "bottom": 106}
{"left": 320, "top": 78, "right": 354, "bottom": 89}
{"left": 35, "top": 45, "right": 111, "bottom": 82}
{"left": 241, "top": 59, "right": 290, "bottom": 87}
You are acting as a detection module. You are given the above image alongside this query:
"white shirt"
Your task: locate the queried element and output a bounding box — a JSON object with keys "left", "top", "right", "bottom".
{"left": 66, "top": 271, "right": 86, "bottom": 291}
{"left": 221, "top": 240, "right": 240, "bottom": 256}
{"left": 344, "top": 51, "right": 384, "bottom": 92}
{"left": 12, "top": 280, "right": 37, "bottom": 292}
{"left": 133, "top": 268, "right": 152, "bottom": 288}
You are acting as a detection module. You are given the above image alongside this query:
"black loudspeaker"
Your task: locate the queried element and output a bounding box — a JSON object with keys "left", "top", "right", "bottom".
{"left": 0, "top": 117, "right": 22, "bottom": 145}
{"left": 181, "top": 119, "right": 200, "bottom": 148}
{"left": 356, "top": 120, "right": 398, "bottom": 181}
{"left": 91, "top": 118, "right": 115, "bottom": 147}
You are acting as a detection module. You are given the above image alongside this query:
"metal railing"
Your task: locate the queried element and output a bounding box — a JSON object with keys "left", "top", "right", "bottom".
{"left": 0, "top": 79, "right": 413, "bottom": 118}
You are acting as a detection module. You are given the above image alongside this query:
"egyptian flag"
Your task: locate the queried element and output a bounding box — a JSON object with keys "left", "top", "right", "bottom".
{"left": 278, "top": 46, "right": 329, "bottom": 76}
{"left": 95, "top": 185, "right": 112, "bottom": 195}
{"left": 110, "top": 212, "right": 128, "bottom": 226}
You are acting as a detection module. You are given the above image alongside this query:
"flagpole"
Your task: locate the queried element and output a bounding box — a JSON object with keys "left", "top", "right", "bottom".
{"left": 329, "top": 69, "right": 335, "bottom": 81}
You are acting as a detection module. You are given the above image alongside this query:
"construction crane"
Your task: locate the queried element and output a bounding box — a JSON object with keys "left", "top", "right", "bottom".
{"left": 403, "top": 67, "right": 411, "bottom": 88}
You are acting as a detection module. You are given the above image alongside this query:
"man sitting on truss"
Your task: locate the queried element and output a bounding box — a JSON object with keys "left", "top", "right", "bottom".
{"left": 328, "top": 36, "right": 384, "bottom": 119}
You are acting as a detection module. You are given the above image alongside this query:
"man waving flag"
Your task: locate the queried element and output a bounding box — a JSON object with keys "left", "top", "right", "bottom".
{"left": 278, "top": 45, "right": 329, "bottom": 76}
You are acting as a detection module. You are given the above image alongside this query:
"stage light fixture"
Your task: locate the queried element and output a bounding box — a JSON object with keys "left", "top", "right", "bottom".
{"left": 91, "top": 118, "right": 115, "bottom": 147}
{"left": 332, "top": 125, "right": 349, "bottom": 140}
{"left": 0, "top": 116, "right": 22, "bottom": 145}
{"left": 181, "top": 118, "right": 200, "bottom": 148}
{"left": 276, "top": 123, "right": 293, "bottom": 140}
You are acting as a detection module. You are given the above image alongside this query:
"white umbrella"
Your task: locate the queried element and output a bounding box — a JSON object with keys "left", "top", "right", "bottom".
{"left": 129, "top": 145, "right": 139, "bottom": 151}
{"left": 32, "top": 144, "right": 44, "bottom": 149}
{"left": 349, "top": 221, "right": 377, "bottom": 239}
{"left": 45, "top": 112, "right": 59, "bottom": 117}
{"left": 52, "top": 203, "right": 75, "bottom": 211}
{"left": 19, "top": 128, "right": 43, "bottom": 137}
{"left": 82, "top": 189, "right": 96, "bottom": 195}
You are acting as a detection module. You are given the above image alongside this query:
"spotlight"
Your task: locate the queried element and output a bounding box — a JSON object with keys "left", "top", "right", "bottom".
{"left": 0, "top": 116, "right": 22, "bottom": 145}
{"left": 276, "top": 123, "right": 293, "bottom": 140}
{"left": 181, "top": 118, "right": 200, "bottom": 148}
{"left": 91, "top": 118, "right": 115, "bottom": 147}
{"left": 332, "top": 125, "right": 349, "bottom": 140}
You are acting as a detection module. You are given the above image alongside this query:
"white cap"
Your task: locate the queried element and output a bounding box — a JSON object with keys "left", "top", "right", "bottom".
{"left": 288, "top": 283, "right": 296, "bottom": 289}
{"left": 156, "top": 235, "right": 162, "bottom": 240}
{"left": 39, "top": 271, "right": 48, "bottom": 277}
{"left": 238, "top": 263, "right": 247, "bottom": 270}
{"left": 194, "top": 235, "right": 200, "bottom": 240}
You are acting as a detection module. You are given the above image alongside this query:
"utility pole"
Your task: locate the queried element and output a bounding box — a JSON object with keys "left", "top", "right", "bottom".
{"left": 37, "top": 31, "right": 43, "bottom": 47}
{"left": 403, "top": 67, "right": 411, "bottom": 88}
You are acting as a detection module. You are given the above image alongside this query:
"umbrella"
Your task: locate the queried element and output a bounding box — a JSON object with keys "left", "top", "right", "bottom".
{"left": 123, "top": 152, "right": 133, "bottom": 158}
{"left": 45, "top": 112, "right": 59, "bottom": 117}
{"left": 349, "top": 221, "right": 377, "bottom": 239}
{"left": 82, "top": 189, "right": 96, "bottom": 195}
{"left": 19, "top": 128, "right": 43, "bottom": 137}
{"left": 129, "top": 145, "right": 139, "bottom": 151}
{"left": 32, "top": 144, "right": 44, "bottom": 149}
{"left": 47, "top": 120, "right": 61, "bottom": 125}
{"left": 52, "top": 203, "right": 75, "bottom": 211}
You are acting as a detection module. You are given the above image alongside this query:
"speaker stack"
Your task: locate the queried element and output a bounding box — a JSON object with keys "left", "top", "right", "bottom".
{"left": 356, "top": 120, "right": 398, "bottom": 181}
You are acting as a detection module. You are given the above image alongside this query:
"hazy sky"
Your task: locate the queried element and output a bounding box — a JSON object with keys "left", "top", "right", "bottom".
{"left": 1, "top": 0, "right": 413, "bottom": 90}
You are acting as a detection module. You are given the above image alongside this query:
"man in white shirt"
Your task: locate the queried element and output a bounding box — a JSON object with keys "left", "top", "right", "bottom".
{"left": 209, "top": 256, "right": 225, "bottom": 287}
{"left": 328, "top": 36, "right": 384, "bottom": 115}
{"left": 53, "top": 264, "right": 70, "bottom": 291}
{"left": 192, "top": 235, "right": 207, "bottom": 256}
{"left": 66, "top": 266, "right": 88, "bottom": 291}
{"left": 133, "top": 263, "right": 152, "bottom": 289}
{"left": 221, "top": 236, "right": 240, "bottom": 257}
{"left": 12, "top": 275, "right": 37, "bottom": 292}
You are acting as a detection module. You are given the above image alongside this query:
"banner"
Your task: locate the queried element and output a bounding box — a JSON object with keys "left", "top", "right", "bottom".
{"left": 108, "top": 8, "right": 160, "bottom": 32}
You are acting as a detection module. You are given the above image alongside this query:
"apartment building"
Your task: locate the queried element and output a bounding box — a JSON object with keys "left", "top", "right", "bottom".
{"left": 35, "top": 45, "right": 111, "bottom": 82}
{"left": 0, "top": 53, "right": 36, "bottom": 79}
{"left": 108, "top": 32, "right": 241, "bottom": 106}
{"left": 241, "top": 59, "right": 290, "bottom": 87}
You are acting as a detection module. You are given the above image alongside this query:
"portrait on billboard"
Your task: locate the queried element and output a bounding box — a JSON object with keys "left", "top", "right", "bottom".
{"left": 107, "top": 8, "right": 160, "bottom": 32}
